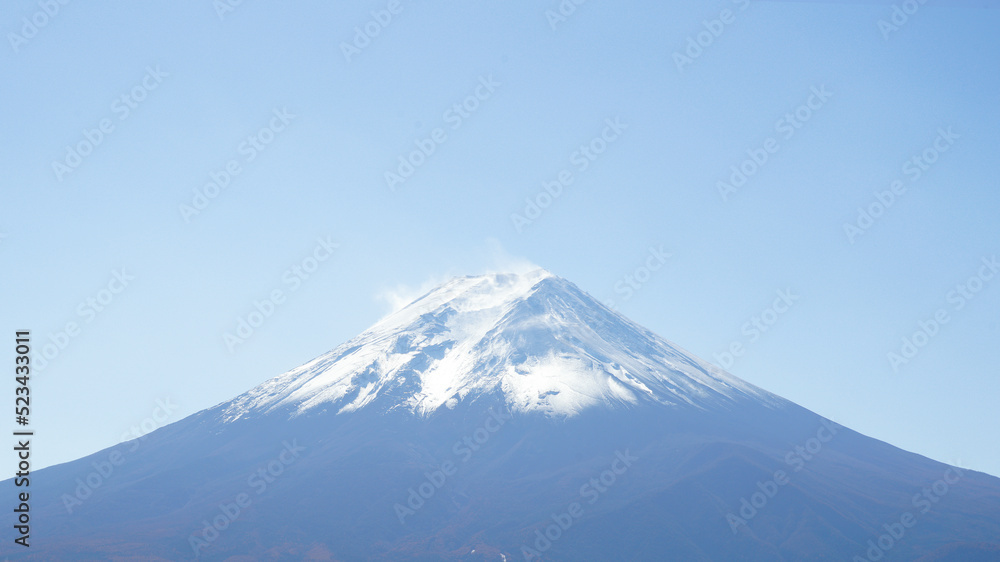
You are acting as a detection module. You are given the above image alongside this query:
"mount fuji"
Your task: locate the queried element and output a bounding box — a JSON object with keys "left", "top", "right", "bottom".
{"left": 4, "top": 269, "right": 1000, "bottom": 560}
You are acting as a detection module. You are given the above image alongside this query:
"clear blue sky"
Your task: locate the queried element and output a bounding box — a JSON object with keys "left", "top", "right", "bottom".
{"left": 3, "top": 1, "right": 999, "bottom": 476}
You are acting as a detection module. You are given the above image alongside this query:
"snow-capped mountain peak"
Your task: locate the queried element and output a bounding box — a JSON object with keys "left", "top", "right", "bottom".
{"left": 219, "top": 270, "right": 782, "bottom": 422}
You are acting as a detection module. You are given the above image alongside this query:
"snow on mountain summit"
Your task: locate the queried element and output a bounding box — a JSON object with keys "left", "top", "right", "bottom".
{"left": 218, "top": 269, "right": 785, "bottom": 422}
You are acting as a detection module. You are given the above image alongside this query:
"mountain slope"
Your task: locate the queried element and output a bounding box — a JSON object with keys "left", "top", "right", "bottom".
{"left": 4, "top": 270, "right": 999, "bottom": 561}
